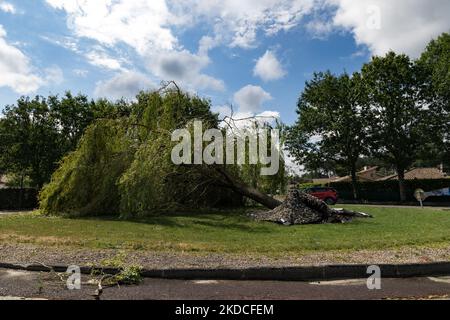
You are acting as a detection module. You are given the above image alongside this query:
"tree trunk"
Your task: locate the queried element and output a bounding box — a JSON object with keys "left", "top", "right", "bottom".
{"left": 350, "top": 164, "right": 358, "bottom": 200}
{"left": 397, "top": 168, "right": 407, "bottom": 202}
{"left": 232, "top": 182, "right": 283, "bottom": 209}
{"left": 19, "top": 173, "right": 24, "bottom": 210}
{"left": 214, "top": 167, "right": 282, "bottom": 209}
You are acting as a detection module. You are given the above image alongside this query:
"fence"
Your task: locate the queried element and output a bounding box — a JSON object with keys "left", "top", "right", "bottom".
{"left": 0, "top": 188, "right": 38, "bottom": 210}
{"left": 328, "top": 179, "right": 450, "bottom": 202}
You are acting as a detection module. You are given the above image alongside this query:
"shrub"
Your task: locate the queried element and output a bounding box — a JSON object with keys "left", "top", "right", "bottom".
{"left": 298, "top": 182, "right": 322, "bottom": 189}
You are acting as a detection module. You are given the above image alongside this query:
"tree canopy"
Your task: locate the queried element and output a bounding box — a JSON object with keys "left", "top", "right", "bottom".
{"left": 0, "top": 92, "right": 124, "bottom": 188}
{"left": 39, "top": 87, "right": 286, "bottom": 217}
{"left": 286, "top": 71, "right": 367, "bottom": 199}
{"left": 361, "top": 52, "right": 430, "bottom": 201}
{"left": 287, "top": 33, "right": 449, "bottom": 201}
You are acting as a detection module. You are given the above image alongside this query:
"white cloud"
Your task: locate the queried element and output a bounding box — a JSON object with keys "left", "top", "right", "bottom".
{"left": 234, "top": 85, "right": 273, "bottom": 114}
{"left": 183, "top": 0, "right": 317, "bottom": 48}
{"left": 306, "top": 19, "right": 334, "bottom": 39}
{"left": 148, "top": 48, "right": 225, "bottom": 92}
{"left": 327, "top": 0, "right": 450, "bottom": 57}
{"left": 45, "top": 0, "right": 178, "bottom": 55}
{"left": 45, "top": 0, "right": 225, "bottom": 93}
{"left": 94, "top": 71, "right": 155, "bottom": 100}
{"left": 44, "top": 0, "right": 450, "bottom": 102}
{"left": 212, "top": 105, "right": 234, "bottom": 119}
{"left": 85, "top": 50, "right": 123, "bottom": 71}
{"left": 45, "top": 66, "right": 64, "bottom": 85}
{"left": 254, "top": 50, "right": 286, "bottom": 82}
{"left": 0, "top": 25, "right": 44, "bottom": 94}
{"left": 73, "top": 69, "right": 88, "bottom": 77}
{"left": 0, "top": 1, "right": 16, "bottom": 14}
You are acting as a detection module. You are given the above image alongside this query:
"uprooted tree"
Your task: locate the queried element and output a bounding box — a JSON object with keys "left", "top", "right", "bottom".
{"left": 40, "top": 83, "right": 370, "bottom": 224}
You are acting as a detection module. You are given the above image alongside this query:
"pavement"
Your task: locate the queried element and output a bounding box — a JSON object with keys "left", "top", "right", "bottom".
{"left": 0, "top": 269, "right": 449, "bottom": 300}
{"left": 0, "top": 211, "right": 23, "bottom": 216}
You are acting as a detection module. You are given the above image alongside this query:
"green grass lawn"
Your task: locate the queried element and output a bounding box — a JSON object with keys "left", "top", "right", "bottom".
{"left": 0, "top": 206, "right": 449, "bottom": 255}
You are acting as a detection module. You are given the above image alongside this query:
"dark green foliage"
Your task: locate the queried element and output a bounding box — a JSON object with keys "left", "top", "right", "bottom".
{"left": 288, "top": 33, "right": 449, "bottom": 202}
{"left": 39, "top": 89, "right": 250, "bottom": 217}
{"left": 0, "top": 92, "right": 126, "bottom": 189}
{"left": 361, "top": 52, "right": 432, "bottom": 201}
{"left": 0, "top": 96, "right": 61, "bottom": 188}
{"left": 0, "top": 188, "right": 38, "bottom": 210}
{"left": 418, "top": 33, "right": 450, "bottom": 169}
{"left": 286, "top": 71, "right": 367, "bottom": 199}
{"left": 330, "top": 179, "right": 450, "bottom": 202}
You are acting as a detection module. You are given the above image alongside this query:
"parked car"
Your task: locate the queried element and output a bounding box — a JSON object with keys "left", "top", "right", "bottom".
{"left": 303, "top": 187, "right": 338, "bottom": 205}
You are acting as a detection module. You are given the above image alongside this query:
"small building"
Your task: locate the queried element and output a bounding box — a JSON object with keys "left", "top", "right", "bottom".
{"left": 312, "top": 177, "right": 339, "bottom": 184}
{"left": 333, "top": 166, "right": 386, "bottom": 183}
{"left": 378, "top": 167, "right": 448, "bottom": 181}
{"left": 312, "top": 167, "right": 383, "bottom": 184}
{"left": 311, "top": 166, "right": 447, "bottom": 185}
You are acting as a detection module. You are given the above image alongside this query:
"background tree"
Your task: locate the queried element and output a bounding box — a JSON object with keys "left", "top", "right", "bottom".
{"left": 286, "top": 71, "right": 367, "bottom": 199}
{"left": 418, "top": 33, "right": 450, "bottom": 171}
{"left": 0, "top": 96, "right": 60, "bottom": 188}
{"left": 0, "top": 92, "right": 125, "bottom": 189}
{"left": 361, "top": 52, "right": 429, "bottom": 201}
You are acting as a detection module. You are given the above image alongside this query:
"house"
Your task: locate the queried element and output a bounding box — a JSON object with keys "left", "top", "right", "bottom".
{"left": 333, "top": 166, "right": 386, "bottom": 183}
{"left": 312, "top": 167, "right": 383, "bottom": 184}
{"left": 312, "top": 177, "right": 339, "bottom": 184}
{"left": 311, "top": 166, "right": 447, "bottom": 185}
{"left": 378, "top": 167, "right": 448, "bottom": 181}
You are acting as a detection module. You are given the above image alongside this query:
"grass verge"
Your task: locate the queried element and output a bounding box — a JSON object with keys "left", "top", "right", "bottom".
{"left": 0, "top": 206, "right": 449, "bottom": 255}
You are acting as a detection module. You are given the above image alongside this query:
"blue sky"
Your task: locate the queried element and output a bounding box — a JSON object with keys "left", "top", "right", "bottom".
{"left": 0, "top": 0, "right": 449, "bottom": 124}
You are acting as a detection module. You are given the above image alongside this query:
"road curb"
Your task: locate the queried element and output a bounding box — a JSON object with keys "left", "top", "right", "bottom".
{"left": 1, "top": 262, "right": 450, "bottom": 281}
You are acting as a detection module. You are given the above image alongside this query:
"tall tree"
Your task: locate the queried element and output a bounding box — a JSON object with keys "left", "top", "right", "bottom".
{"left": 0, "top": 92, "right": 125, "bottom": 189}
{"left": 418, "top": 33, "right": 450, "bottom": 169}
{"left": 361, "top": 52, "right": 429, "bottom": 201}
{"left": 0, "top": 96, "right": 60, "bottom": 188}
{"left": 287, "top": 71, "right": 367, "bottom": 199}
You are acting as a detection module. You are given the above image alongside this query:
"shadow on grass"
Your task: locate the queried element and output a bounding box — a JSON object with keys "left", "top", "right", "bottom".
{"left": 61, "top": 208, "right": 274, "bottom": 233}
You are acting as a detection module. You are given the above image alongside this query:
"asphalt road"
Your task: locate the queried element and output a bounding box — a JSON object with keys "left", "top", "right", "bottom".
{"left": 0, "top": 269, "right": 449, "bottom": 300}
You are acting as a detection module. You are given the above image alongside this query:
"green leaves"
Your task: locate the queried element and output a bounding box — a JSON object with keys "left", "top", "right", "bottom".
{"left": 361, "top": 52, "right": 427, "bottom": 169}
{"left": 287, "top": 71, "right": 367, "bottom": 186}
{"left": 39, "top": 90, "right": 242, "bottom": 217}
{"left": 288, "top": 33, "right": 449, "bottom": 201}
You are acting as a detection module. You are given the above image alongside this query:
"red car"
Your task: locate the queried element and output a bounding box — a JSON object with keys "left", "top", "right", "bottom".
{"left": 304, "top": 187, "right": 338, "bottom": 205}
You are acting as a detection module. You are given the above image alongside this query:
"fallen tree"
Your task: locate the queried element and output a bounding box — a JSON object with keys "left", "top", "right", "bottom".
{"left": 39, "top": 85, "right": 286, "bottom": 217}
{"left": 40, "top": 83, "right": 372, "bottom": 224}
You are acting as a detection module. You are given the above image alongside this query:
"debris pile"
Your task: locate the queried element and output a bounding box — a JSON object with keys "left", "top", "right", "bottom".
{"left": 253, "top": 189, "right": 372, "bottom": 225}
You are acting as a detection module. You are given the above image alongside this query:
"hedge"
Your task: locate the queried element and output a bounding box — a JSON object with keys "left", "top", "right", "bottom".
{"left": 329, "top": 179, "right": 450, "bottom": 202}
{"left": 0, "top": 188, "right": 38, "bottom": 210}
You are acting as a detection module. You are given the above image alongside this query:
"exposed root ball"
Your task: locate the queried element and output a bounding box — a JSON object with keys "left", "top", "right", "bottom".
{"left": 253, "top": 189, "right": 372, "bottom": 225}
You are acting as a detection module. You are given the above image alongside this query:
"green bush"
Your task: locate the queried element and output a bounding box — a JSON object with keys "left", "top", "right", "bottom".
{"left": 330, "top": 179, "right": 450, "bottom": 202}
{"left": 298, "top": 182, "right": 322, "bottom": 190}
{"left": 0, "top": 188, "right": 38, "bottom": 210}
